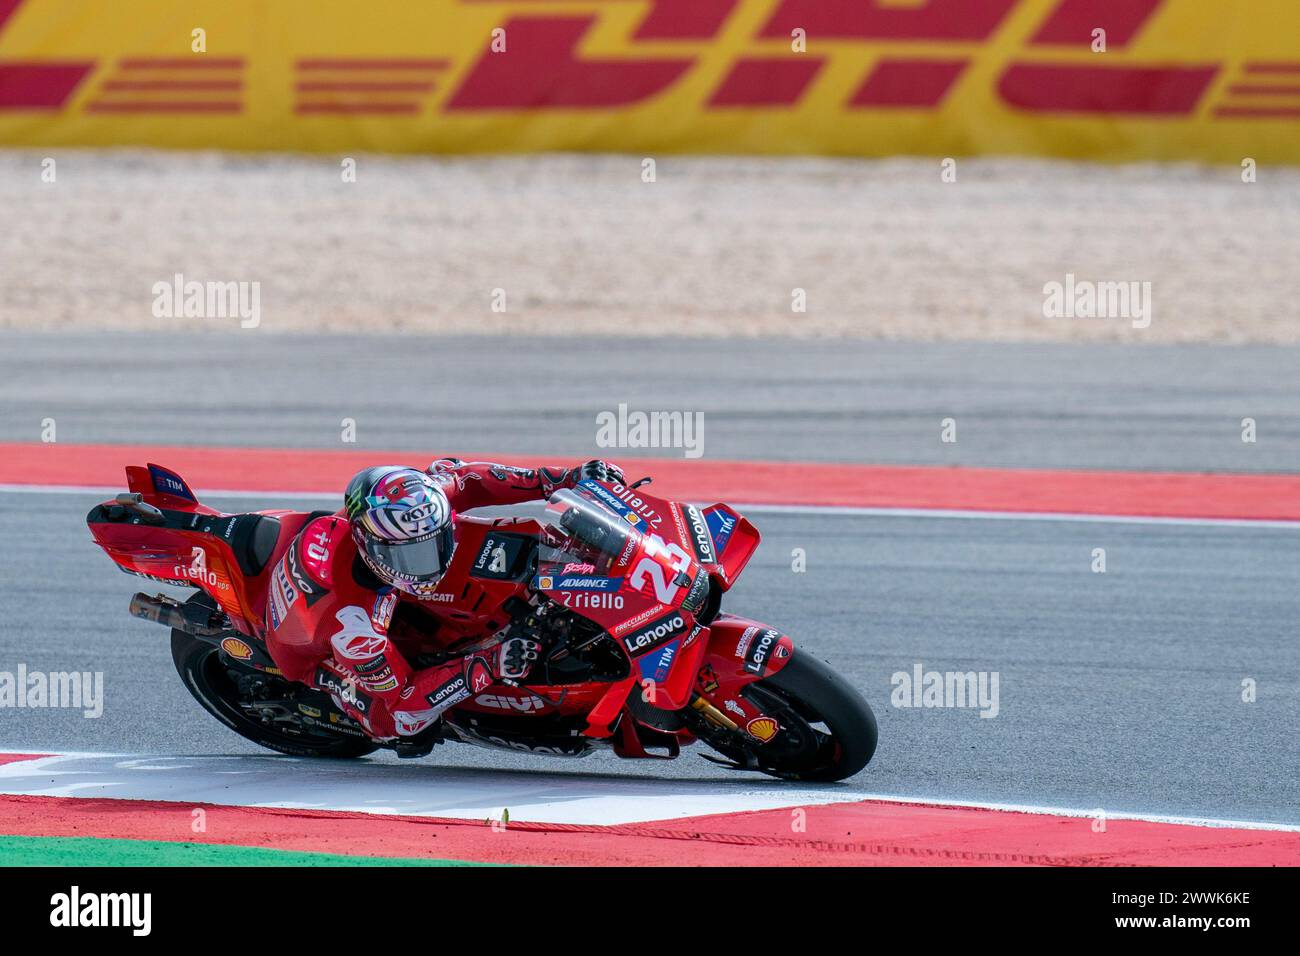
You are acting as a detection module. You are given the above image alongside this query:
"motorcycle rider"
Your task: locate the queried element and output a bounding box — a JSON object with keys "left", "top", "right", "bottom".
{"left": 262, "top": 457, "right": 624, "bottom": 756}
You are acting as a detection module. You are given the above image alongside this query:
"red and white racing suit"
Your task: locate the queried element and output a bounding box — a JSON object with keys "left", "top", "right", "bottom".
{"left": 262, "top": 459, "right": 581, "bottom": 740}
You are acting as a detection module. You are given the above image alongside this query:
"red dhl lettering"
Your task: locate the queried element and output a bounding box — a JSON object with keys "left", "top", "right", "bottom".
{"left": 0, "top": 0, "right": 1294, "bottom": 162}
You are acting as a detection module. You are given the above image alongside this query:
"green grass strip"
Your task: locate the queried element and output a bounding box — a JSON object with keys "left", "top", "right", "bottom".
{"left": 0, "top": 835, "right": 493, "bottom": 867}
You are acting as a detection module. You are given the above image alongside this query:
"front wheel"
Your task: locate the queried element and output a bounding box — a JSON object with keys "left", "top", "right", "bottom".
{"left": 694, "top": 652, "right": 878, "bottom": 782}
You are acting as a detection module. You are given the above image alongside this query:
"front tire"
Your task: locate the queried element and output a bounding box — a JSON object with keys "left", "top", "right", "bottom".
{"left": 760, "top": 653, "right": 877, "bottom": 781}
{"left": 170, "top": 628, "right": 378, "bottom": 759}
{"left": 694, "top": 652, "right": 878, "bottom": 782}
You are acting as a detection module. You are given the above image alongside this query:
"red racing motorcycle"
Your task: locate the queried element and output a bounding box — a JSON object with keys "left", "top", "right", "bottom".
{"left": 87, "top": 463, "right": 877, "bottom": 781}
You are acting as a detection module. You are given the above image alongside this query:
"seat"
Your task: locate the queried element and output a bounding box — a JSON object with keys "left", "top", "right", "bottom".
{"left": 229, "top": 514, "right": 282, "bottom": 577}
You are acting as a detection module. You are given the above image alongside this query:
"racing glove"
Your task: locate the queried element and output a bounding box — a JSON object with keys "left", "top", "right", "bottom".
{"left": 575, "top": 459, "right": 626, "bottom": 485}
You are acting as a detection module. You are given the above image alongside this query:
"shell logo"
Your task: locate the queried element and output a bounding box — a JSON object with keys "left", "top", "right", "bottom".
{"left": 220, "top": 637, "right": 255, "bottom": 661}
{"left": 746, "top": 716, "right": 780, "bottom": 744}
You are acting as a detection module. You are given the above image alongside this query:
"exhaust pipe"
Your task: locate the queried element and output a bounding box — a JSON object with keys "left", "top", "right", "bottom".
{"left": 114, "top": 492, "right": 166, "bottom": 524}
{"left": 129, "top": 592, "right": 225, "bottom": 636}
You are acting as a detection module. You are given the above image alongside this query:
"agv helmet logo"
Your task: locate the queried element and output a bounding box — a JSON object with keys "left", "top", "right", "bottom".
{"left": 356, "top": 469, "right": 450, "bottom": 542}
{"left": 398, "top": 500, "right": 442, "bottom": 532}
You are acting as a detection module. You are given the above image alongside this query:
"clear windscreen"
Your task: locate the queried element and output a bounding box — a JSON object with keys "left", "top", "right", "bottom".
{"left": 535, "top": 487, "right": 644, "bottom": 595}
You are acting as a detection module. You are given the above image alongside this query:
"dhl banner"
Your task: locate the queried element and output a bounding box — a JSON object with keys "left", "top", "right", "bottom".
{"left": 1, "top": 0, "right": 1298, "bottom": 162}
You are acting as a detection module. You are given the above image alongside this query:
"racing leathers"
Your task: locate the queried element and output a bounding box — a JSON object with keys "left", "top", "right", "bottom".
{"left": 261, "top": 458, "right": 621, "bottom": 743}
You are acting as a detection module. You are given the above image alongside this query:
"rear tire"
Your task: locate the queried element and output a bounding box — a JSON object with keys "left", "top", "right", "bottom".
{"left": 170, "top": 626, "right": 378, "bottom": 759}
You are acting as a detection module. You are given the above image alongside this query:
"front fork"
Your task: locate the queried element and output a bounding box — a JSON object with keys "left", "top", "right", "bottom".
{"left": 690, "top": 694, "right": 740, "bottom": 731}
{"left": 688, "top": 615, "right": 797, "bottom": 746}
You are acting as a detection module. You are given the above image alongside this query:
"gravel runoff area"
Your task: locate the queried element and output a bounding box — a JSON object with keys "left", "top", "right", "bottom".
{"left": 1, "top": 149, "right": 1296, "bottom": 342}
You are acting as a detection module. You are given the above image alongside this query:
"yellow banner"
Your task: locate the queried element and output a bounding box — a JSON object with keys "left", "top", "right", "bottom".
{"left": 1, "top": 0, "right": 1298, "bottom": 162}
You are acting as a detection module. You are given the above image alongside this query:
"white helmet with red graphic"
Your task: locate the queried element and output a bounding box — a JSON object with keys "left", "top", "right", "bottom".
{"left": 344, "top": 466, "right": 455, "bottom": 596}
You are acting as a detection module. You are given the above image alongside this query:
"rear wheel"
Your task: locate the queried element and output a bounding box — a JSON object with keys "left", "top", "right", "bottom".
{"left": 170, "top": 622, "right": 378, "bottom": 759}
{"left": 693, "top": 652, "right": 877, "bottom": 782}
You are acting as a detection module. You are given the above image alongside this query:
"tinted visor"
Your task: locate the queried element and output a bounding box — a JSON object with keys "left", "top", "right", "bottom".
{"left": 364, "top": 524, "right": 455, "bottom": 581}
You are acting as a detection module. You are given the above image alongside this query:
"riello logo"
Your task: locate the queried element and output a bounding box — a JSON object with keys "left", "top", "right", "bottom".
{"left": 0, "top": 0, "right": 1244, "bottom": 119}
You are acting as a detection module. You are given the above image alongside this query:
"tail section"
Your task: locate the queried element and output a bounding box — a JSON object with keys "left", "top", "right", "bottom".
{"left": 87, "top": 462, "right": 310, "bottom": 637}
{"left": 126, "top": 462, "right": 205, "bottom": 511}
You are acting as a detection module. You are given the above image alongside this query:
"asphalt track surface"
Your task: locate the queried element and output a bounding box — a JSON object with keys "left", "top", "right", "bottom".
{"left": 0, "top": 332, "right": 1297, "bottom": 826}
{"left": 3, "top": 489, "right": 1298, "bottom": 825}
{"left": 1, "top": 332, "right": 1298, "bottom": 472}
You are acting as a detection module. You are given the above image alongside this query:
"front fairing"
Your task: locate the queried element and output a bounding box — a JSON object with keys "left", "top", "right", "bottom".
{"left": 536, "top": 485, "right": 710, "bottom": 620}
{"left": 537, "top": 484, "right": 712, "bottom": 724}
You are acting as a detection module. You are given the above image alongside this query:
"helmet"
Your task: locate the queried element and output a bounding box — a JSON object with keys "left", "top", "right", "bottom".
{"left": 344, "top": 466, "right": 456, "bottom": 596}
